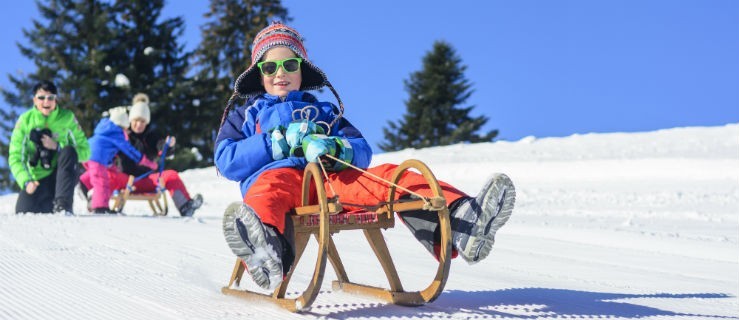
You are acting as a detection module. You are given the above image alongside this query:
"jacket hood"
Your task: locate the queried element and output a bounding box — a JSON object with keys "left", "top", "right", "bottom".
{"left": 94, "top": 118, "right": 125, "bottom": 138}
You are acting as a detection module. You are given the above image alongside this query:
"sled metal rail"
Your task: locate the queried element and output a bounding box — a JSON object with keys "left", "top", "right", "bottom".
{"left": 221, "top": 159, "right": 452, "bottom": 312}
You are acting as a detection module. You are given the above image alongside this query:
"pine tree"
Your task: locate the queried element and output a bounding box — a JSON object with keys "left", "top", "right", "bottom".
{"left": 379, "top": 41, "right": 498, "bottom": 152}
{"left": 0, "top": 0, "right": 205, "bottom": 185}
{"left": 110, "top": 0, "right": 204, "bottom": 171}
{"left": 0, "top": 105, "right": 20, "bottom": 191}
{"left": 0, "top": 0, "right": 118, "bottom": 191}
{"left": 189, "top": 0, "right": 290, "bottom": 153}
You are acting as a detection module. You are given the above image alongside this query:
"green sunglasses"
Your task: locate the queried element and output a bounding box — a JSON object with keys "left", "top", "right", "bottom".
{"left": 257, "top": 57, "right": 303, "bottom": 76}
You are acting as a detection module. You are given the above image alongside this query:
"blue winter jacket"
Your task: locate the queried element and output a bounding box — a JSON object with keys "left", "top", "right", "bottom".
{"left": 88, "top": 118, "right": 144, "bottom": 166}
{"left": 215, "top": 91, "right": 373, "bottom": 197}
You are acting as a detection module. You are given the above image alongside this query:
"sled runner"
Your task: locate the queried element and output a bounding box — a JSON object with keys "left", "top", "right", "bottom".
{"left": 109, "top": 137, "right": 171, "bottom": 215}
{"left": 221, "top": 158, "right": 452, "bottom": 312}
{"left": 109, "top": 174, "right": 168, "bottom": 215}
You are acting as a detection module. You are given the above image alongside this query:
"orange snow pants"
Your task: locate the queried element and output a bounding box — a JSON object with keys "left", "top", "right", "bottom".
{"left": 243, "top": 164, "right": 467, "bottom": 234}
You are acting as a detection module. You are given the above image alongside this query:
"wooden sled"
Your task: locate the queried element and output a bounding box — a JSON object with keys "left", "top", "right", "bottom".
{"left": 110, "top": 174, "right": 169, "bottom": 216}
{"left": 221, "top": 159, "right": 452, "bottom": 312}
{"left": 109, "top": 137, "right": 172, "bottom": 216}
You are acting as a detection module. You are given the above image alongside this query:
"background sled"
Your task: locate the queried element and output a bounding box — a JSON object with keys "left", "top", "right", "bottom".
{"left": 221, "top": 159, "right": 452, "bottom": 312}
{"left": 109, "top": 137, "right": 171, "bottom": 215}
{"left": 109, "top": 174, "right": 168, "bottom": 215}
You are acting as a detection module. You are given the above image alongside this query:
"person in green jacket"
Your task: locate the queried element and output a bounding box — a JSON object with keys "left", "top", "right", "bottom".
{"left": 8, "top": 80, "right": 90, "bottom": 214}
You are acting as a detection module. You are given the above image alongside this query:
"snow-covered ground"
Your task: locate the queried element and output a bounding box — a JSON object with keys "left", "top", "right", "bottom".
{"left": 1, "top": 124, "right": 737, "bottom": 319}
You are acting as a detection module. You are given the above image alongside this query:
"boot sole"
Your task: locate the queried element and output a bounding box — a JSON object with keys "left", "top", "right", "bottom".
{"left": 462, "top": 173, "right": 516, "bottom": 263}
{"left": 222, "top": 202, "right": 282, "bottom": 290}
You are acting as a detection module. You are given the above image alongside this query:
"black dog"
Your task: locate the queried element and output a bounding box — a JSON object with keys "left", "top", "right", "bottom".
{"left": 28, "top": 128, "right": 54, "bottom": 169}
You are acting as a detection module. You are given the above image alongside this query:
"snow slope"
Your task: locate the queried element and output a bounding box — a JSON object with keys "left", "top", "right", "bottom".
{"left": 0, "top": 124, "right": 737, "bottom": 319}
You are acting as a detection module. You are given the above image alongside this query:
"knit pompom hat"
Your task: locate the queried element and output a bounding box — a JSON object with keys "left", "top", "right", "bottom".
{"left": 223, "top": 21, "right": 345, "bottom": 131}
{"left": 108, "top": 106, "right": 129, "bottom": 128}
{"left": 233, "top": 21, "right": 329, "bottom": 98}
{"left": 129, "top": 93, "right": 151, "bottom": 124}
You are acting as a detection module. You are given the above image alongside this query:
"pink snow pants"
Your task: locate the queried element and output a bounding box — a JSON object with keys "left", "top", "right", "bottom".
{"left": 86, "top": 161, "right": 112, "bottom": 209}
{"left": 81, "top": 166, "right": 192, "bottom": 208}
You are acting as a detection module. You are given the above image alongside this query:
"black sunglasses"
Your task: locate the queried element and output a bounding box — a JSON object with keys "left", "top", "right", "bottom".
{"left": 35, "top": 94, "right": 57, "bottom": 101}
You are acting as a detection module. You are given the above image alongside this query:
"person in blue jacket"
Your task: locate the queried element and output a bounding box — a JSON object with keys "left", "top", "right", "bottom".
{"left": 86, "top": 106, "right": 158, "bottom": 214}
{"left": 216, "top": 22, "right": 516, "bottom": 291}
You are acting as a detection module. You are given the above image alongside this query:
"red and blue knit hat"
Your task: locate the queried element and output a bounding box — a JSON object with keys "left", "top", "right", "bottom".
{"left": 223, "top": 22, "right": 345, "bottom": 131}
{"left": 233, "top": 21, "right": 329, "bottom": 98}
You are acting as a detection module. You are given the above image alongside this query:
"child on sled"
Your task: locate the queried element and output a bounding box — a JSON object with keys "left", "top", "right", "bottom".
{"left": 215, "top": 22, "right": 516, "bottom": 290}
{"left": 80, "top": 94, "right": 203, "bottom": 216}
{"left": 86, "top": 106, "right": 158, "bottom": 214}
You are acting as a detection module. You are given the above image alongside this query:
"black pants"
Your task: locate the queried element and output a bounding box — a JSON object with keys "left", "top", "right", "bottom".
{"left": 396, "top": 196, "right": 471, "bottom": 257}
{"left": 15, "top": 146, "right": 79, "bottom": 214}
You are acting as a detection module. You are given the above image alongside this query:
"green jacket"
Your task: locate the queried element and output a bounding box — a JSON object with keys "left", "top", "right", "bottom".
{"left": 8, "top": 106, "right": 90, "bottom": 188}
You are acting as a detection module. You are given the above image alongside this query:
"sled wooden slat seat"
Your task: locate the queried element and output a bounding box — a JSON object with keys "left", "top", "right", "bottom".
{"left": 221, "top": 159, "right": 452, "bottom": 312}
{"left": 110, "top": 175, "right": 168, "bottom": 215}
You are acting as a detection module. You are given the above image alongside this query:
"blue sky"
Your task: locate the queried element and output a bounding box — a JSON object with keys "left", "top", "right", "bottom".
{"left": 2, "top": 1, "right": 738, "bottom": 150}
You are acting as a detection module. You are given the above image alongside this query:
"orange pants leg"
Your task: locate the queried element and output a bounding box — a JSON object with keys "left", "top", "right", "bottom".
{"left": 244, "top": 164, "right": 468, "bottom": 235}
{"left": 327, "top": 164, "right": 467, "bottom": 211}
{"left": 243, "top": 168, "right": 304, "bottom": 234}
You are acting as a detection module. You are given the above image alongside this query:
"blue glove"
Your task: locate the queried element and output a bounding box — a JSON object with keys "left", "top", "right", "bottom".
{"left": 332, "top": 137, "right": 354, "bottom": 171}
{"left": 269, "top": 127, "right": 290, "bottom": 160}
{"left": 301, "top": 134, "right": 354, "bottom": 171}
{"left": 301, "top": 134, "right": 335, "bottom": 163}
{"left": 286, "top": 120, "right": 325, "bottom": 156}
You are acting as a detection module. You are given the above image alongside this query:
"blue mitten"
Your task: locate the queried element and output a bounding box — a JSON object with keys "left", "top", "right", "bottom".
{"left": 270, "top": 127, "right": 290, "bottom": 160}
{"left": 286, "top": 120, "right": 325, "bottom": 156}
{"left": 331, "top": 137, "right": 354, "bottom": 171}
{"left": 301, "top": 134, "right": 335, "bottom": 163}
{"left": 301, "top": 134, "right": 354, "bottom": 171}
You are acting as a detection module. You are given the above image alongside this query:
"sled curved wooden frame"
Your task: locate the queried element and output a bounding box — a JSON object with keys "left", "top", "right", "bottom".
{"left": 110, "top": 175, "right": 169, "bottom": 216}
{"left": 221, "top": 159, "right": 452, "bottom": 312}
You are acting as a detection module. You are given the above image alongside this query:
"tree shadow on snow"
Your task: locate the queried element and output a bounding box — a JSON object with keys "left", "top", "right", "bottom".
{"left": 318, "top": 287, "right": 736, "bottom": 319}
